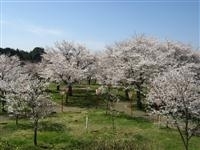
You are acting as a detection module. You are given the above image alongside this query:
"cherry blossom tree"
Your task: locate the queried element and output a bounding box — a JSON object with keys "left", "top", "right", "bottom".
{"left": 42, "top": 41, "right": 95, "bottom": 82}
{"left": 96, "top": 51, "right": 124, "bottom": 86}
{"left": 99, "top": 35, "right": 160, "bottom": 109}
{"left": 147, "top": 65, "right": 200, "bottom": 150}
{"left": 101, "top": 35, "right": 200, "bottom": 110}
{"left": 5, "top": 74, "right": 30, "bottom": 125}
{"left": 83, "top": 55, "right": 98, "bottom": 85}
{"left": 1, "top": 58, "right": 55, "bottom": 145}
{"left": 0, "top": 55, "right": 22, "bottom": 112}
{"left": 23, "top": 62, "right": 45, "bottom": 79}
{"left": 8, "top": 73, "right": 55, "bottom": 146}
{"left": 24, "top": 76, "right": 54, "bottom": 146}
{"left": 41, "top": 41, "right": 95, "bottom": 102}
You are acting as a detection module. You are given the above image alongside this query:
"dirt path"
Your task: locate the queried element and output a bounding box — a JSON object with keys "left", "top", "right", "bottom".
{"left": 114, "top": 101, "right": 147, "bottom": 117}
{"left": 114, "top": 101, "right": 130, "bottom": 114}
{"left": 0, "top": 115, "right": 9, "bottom": 124}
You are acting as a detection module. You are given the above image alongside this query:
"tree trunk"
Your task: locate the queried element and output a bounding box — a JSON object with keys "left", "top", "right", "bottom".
{"left": 106, "top": 87, "right": 111, "bottom": 115}
{"left": 125, "top": 89, "right": 130, "bottom": 101}
{"left": 136, "top": 90, "right": 142, "bottom": 110}
{"left": 65, "top": 91, "right": 69, "bottom": 104}
{"left": 61, "top": 95, "right": 64, "bottom": 112}
{"left": 16, "top": 114, "right": 19, "bottom": 126}
{"left": 106, "top": 100, "right": 109, "bottom": 115}
{"left": 68, "top": 85, "right": 73, "bottom": 96}
{"left": 130, "top": 99, "right": 133, "bottom": 116}
{"left": 88, "top": 78, "right": 91, "bottom": 85}
{"left": 175, "top": 118, "right": 189, "bottom": 150}
{"left": 94, "top": 79, "right": 97, "bottom": 84}
{"left": 34, "top": 119, "right": 38, "bottom": 146}
{"left": 185, "top": 141, "right": 189, "bottom": 150}
{"left": 56, "top": 84, "right": 60, "bottom": 91}
{"left": 185, "top": 109, "right": 189, "bottom": 150}
{"left": 2, "top": 101, "right": 6, "bottom": 112}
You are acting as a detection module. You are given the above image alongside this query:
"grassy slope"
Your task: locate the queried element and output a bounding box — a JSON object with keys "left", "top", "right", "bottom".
{"left": 0, "top": 83, "right": 200, "bottom": 150}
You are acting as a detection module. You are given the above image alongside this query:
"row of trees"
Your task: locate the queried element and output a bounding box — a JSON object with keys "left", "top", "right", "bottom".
{"left": 96, "top": 35, "right": 200, "bottom": 150}
{"left": 0, "top": 35, "right": 200, "bottom": 149}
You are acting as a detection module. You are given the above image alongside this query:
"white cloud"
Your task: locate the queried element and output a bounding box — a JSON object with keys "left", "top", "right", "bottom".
{"left": 2, "top": 19, "right": 107, "bottom": 51}
{"left": 2, "top": 19, "right": 63, "bottom": 37}
{"left": 27, "top": 25, "right": 62, "bottom": 36}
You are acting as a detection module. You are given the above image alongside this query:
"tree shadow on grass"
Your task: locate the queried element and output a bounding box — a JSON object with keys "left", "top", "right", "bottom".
{"left": 66, "top": 94, "right": 105, "bottom": 108}
{"left": 39, "top": 121, "right": 67, "bottom": 132}
{"left": 117, "top": 112, "right": 151, "bottom": 123}
{"left": 3, "top": 122, "right": 33, "bottom": 131}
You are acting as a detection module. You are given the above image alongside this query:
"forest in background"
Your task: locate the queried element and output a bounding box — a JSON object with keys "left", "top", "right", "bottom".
{"left": 0, "top": 47, "right": 45, "bottom": 62}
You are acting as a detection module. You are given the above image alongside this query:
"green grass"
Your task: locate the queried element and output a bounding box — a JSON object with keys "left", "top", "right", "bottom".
{"left": 1, "top": 109, "right": 200, "bottom": 150}
{"left": 0, "top": 83, "right": 200, "bottom": 150}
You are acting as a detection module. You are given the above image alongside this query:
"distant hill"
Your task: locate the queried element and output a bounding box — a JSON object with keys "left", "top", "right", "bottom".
{"left": 0, "top": 47, "right": 45, "bottom": 63}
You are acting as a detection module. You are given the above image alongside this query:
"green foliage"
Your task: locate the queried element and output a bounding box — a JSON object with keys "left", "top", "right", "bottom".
{"left": 0, "top": 47, "right": 45, "bottom": 62}
{"left": 29, "top": 47, "right": 45, "bottom": 62}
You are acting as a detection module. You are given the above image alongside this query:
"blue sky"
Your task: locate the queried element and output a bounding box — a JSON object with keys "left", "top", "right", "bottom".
{"left": 0, "top": 0, "right": 199, "bottom": 51}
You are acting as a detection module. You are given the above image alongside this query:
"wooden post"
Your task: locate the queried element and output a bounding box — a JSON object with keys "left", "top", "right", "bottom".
{"left": 61, "top": 96, "right": 64, "bottom": 113}
{"left": 85, "top": 112, "right": 88, "bottom": 132}
{"left": 60, "top": 91, "right": 65, "bottom": 113}
{"left": 128, "top": 91, "right": 133, "bottom": 116}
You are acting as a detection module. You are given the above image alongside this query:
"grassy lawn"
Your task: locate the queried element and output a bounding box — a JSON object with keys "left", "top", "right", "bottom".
{"left": 0, "top": 83, "right": 200, "bottom": 150}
